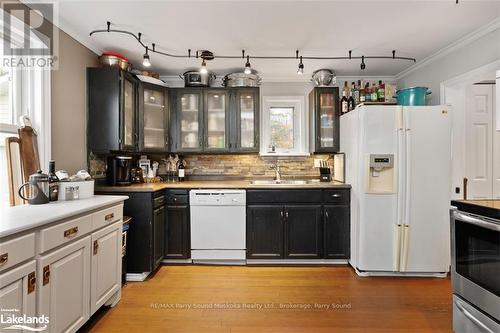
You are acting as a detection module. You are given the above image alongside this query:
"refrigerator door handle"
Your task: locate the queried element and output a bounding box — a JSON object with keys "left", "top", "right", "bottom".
{"left": 393, "top": 224, "right": 402, "bottom": 271}
{"left": 401, "top": 224, "right": 410, "bottom": 271}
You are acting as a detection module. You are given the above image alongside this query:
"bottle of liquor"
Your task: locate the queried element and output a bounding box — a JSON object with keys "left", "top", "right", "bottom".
{"left": 178, "top": 160, "right": 185, "bottom": 182}
{"left": 359, "top": 81, "right": 366, "bottom": 103}
{"left": 48, "top": 160, "right": 59, "bottom": 201}
{"left": 348, "top": 89, "right": 355, "bottom": 112}
{"left": 377, "top": 80, "right": 385, "bottom": 102}
{"left": 365, "top": 83, "right": 371, "bottom": 102}
{"left": 371, "top": 83, "right": 378, "bottom": 101}
{"left": 354, "top": 80, "right": 361, "bottom": 104}
{"left": 341, "top": 90, "right": 348, "bottom": 114}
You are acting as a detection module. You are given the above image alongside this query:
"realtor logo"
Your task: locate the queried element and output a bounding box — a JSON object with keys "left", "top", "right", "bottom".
{"left": 1, "top": 1, "right": 58, "bottom": 68}
{"left": 0, "top": 309, "right": 49, "bottom": 332}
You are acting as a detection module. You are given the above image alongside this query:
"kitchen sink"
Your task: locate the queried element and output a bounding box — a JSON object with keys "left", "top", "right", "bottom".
{"left": 250, "top": 179, "right": 320, "bottom": 185}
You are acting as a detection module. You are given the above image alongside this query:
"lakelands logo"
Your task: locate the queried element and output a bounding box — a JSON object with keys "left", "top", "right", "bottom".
{"left": 1, "top": 1, "right": 59, "bottom": 69}
{"left": 0, "top": 311, "right": 49, "bottom": 332}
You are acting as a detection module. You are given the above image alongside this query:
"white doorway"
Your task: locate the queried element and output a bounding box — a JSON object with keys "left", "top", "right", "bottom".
{"left": 440, "top": 60, "right": 500, "bottom": 200}
{"left": 465, "top": 83, "right": 498, "bottom": 199}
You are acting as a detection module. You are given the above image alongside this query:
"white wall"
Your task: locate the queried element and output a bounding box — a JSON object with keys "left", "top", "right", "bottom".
{"left": 397, "top": 27, "right": 500, "bottom": 105}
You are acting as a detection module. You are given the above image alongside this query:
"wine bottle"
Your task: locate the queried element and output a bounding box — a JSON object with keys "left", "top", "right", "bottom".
{"left": 377, "top": 80, "right": 385, "bottom": 102}
{"left": 341, "top": 90, "right": 348, "bottom": 114}
{"left": 178, "top": 160, "right": 185, "bottom": 182}
{"left": 371, "top": 83, "right": 378, "bottom": 101}
{"left": 359, "top": 81, "right": 366, "bottom": 103}
{"left": 348, "top": 90, "right": 355, "bottom": 112}
{"left": 365, "top": 83, "right": 371, "bottom": 102}
{"left": 48, "top": 160, "right": 59, "bottom": 201}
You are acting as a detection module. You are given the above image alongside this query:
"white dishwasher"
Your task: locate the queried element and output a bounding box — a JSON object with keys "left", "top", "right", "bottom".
{"left": 190, "top": 189, "right": 246, "bottom": 264}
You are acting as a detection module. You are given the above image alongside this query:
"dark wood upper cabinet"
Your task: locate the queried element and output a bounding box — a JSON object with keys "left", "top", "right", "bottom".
{"left": 170, "top": 87, "right": 259, "bottom": 153}
{"left": 87, "top": 67, "right": 138, "bottom": 153}
{"left": 138, "top": 82, "right": 169, "bottom": 152}
{"left": 284, "top": 205, "right": 323, "bottom": 259}
{"left": 309, "top": 87, "right": 340, "bottom": 153}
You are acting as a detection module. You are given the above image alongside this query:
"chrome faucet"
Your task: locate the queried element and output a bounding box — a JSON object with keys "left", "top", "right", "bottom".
{"left": 271, "top": 162, "right": 281, "bottom": 182}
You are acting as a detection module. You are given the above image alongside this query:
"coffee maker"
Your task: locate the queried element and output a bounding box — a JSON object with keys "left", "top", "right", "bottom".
{"left": 106, "top": 156, "right": 132, "bottom": 186}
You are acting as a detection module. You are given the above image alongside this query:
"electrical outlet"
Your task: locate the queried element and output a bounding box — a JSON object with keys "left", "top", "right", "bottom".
{"left": 455, "top": 187, "right": 460, "bottom": 194}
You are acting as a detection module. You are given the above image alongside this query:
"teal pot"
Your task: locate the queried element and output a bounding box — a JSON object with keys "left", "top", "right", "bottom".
{"left": 395, "top": 87, "right": 431, "bottom": 106}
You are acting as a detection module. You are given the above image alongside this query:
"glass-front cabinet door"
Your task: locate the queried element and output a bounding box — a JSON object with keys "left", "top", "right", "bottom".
{"left": 235, "top": 89, "right": 259, "bottom": 152}
{"left": 140, "top": 84, "right": 167, "bottom": 151}
{"left": 310, "top": 87, "right": 339, "bottom": 153}
{"left": 204, "top": 90, "right": 228, "bottom": 151}
{"left": 121, "top": 75, "right": 136, "bottom": 150}
{"left": 178, "top": 90, "right": 202, "bottom": 151}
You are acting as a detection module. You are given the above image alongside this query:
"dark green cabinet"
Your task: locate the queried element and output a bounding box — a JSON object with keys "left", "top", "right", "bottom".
{"left": 170, "top": 87, "right": 259, "bottom": 153}
{"left": 153, "top": 205, "right": 165, "bottom": 268}
{"left": 285, "top": 205, "right": 323, "bottom": 258}
{"left": 309, "top": 87, "right": 340, "bottom": 153}
{"left": 164, "top": 190, "right": 190, "bottom": 259}
{"left": 247, "top": 206, "right": 284, "bottom": 259}
{"left": 324, "top": 205, "right": 350, "bottom": 259}
{"left": 87, "top": 67, "right": 138, "bottom": 153}
{"left": 138, "top": 82, "right": 169, "bottom": 152}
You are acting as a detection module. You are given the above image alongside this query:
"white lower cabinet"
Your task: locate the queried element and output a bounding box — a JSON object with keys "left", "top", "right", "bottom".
{"left": 90, "top": 221, "right": 122, "bottom": 315}
{"left": 0, "top": 260, "right": 37, "bottom": 332}
{"left": 37, "top": 236, "right": 91, "bottom": 333}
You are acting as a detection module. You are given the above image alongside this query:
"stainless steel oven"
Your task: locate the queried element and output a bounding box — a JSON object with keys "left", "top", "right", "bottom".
{"left": 451, "top": 208, "right": 500, "bottom": 332}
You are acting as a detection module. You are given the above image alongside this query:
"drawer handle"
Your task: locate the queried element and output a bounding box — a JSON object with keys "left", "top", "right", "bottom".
{"left": 43, "top": 265, "right": 50, "bottom": 285}
{"left": 93, "top": 240, "right": 99, "bottom": 255}
{"left": 105, "top": 213, "right": 115, "bottom": 221}
{"left": 28, "top": 271, "right": 36, "bottom": 294}
{"left": 64, "top": 226, "right": 79, "bottom": 238}
{"left": 0, "top": 253, "right": 8, "bottom": 266}
{"left": 331, "top": 194, "right": 341, "bottom": 198}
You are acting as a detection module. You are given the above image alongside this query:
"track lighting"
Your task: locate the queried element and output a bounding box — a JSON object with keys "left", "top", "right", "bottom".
{"left": 142, "top": 47, "right": 151, "bottom": 67}
{"left": 297, "top": 56, "right": 304, "bottom": 75}
{"left": 200, "top": 59, "right": 208, "bottom": 74}
{"left": 244, "top": 56, "right": 251, "bottom": 74}
{"left": 360, "top": 56, "right": 366, "bottom": 70}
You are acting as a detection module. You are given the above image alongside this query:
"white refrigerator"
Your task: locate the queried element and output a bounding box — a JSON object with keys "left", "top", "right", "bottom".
{"left": 340, "top": 105, "right": 451, "bottom": 276}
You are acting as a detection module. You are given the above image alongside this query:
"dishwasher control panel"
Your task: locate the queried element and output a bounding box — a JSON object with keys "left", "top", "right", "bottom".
{"left": 189, "top": 189, "right": 246, "bottom": 206}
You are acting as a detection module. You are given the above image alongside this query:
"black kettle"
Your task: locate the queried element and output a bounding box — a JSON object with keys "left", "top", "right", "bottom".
{"left": 18, "top": 170, "right": 50, "bottom": 205}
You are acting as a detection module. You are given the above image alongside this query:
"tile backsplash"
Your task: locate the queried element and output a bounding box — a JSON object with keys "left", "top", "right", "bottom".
{"left": 183, "top": 154, "right": 332, "bottom": 178}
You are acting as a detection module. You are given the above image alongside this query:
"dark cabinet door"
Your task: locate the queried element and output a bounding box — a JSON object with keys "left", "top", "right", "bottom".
{"left": 173, "top": 89, "right": 204, "bottom": 152}
{"left": 309, "top": 87, "right": 339, "bottom": 153}
{"left": 247, "top": 205, "right": 284, "bottom": 259}
{"left": 153, "top": 205, "right": 165, "bottom": 268}
{"left": 138, "top": 83, "right": 168, "bottom": 152}
{"left": 164, "top": 205, "right": 190, "bottom": 259}
{"left": 324, "top": 205, "right": 350, "bottom": 259}
{"left": 120, "top": 72, "right": 138, "bottom": 151}
{"left": 204, "top": 89, "right": 230, "bottom": 152}
{"left": 284, "top": 205, "right": 323, "bottom": 259}
{"left": 231, "top": 88, "right": 259, "bottom": 152}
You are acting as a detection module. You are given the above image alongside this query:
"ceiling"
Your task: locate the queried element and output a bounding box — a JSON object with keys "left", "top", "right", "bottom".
{"left": 30, "top": 0, "right": 500, "bottom": 78}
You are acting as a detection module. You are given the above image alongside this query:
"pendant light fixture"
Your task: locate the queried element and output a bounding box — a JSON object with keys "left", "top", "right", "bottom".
{"left": 297, "top": 56, "right": 304, "bottom": 75}
{"left": 244, "top": 56, "right": 252, "bottom": 74}
{"left": 360, "top": 56, "right": 366, "bottom": 70}
{"left": 143, "top": 46, "right": 151, "bottom": 67}
{"left": 200, "top": 59, "right": 208, "bottom": 74}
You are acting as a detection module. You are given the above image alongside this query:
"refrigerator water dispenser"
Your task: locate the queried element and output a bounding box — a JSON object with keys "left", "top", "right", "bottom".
{"left": 366, "top": 154, "right": 395, "bottom": 193}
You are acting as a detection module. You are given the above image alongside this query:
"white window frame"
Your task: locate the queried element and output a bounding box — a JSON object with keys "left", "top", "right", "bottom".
{"left": 260, "top": 96, "right": 309, "bottom": 156}
{"left": 0, "top": 7, "right": 51, "bottom": 170}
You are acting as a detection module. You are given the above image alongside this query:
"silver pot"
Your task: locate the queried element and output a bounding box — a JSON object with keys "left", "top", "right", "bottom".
{"left": 222, "top": 72, "right": 261, "bottom": 87}
{"left": 311, "top": 69, "right": 336, "bottom": 86}
{"left": 179, "top": 71, "right": 215, "bottom": 87}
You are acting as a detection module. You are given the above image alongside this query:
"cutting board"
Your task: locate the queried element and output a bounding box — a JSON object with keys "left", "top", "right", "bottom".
{"left": 18, "top": 126, "right": 40, "bottom": 181}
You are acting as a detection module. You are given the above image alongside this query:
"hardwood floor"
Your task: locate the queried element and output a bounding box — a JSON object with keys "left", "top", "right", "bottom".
{"left": 80, "top": 265, "right": 452, "bottom": 333}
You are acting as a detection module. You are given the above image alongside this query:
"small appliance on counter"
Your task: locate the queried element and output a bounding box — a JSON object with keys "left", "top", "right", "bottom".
{"left": 130, "top": 167, "right": 144, "bottom": 183}
{"left": 106, "top": 155, "right": 132, "bottom": 186}
{"left": 319, "top": 167, "right": 331, "bottom": 182}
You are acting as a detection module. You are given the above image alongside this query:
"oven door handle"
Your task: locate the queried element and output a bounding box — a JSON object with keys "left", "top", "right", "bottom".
{"left": 455, "top": 299, "right": 495, "bottom": 333}
{"left": 455, "top": 212, "right": 500, "bottom": 232}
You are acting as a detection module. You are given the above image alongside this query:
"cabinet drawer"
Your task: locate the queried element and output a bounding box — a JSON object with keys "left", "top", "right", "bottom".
{"left": 323, "top": 189, "right": 350, "bottom": 204}
{"left": 247, "top": 190, "right": 322, "bottom": 204}
{"left": 165, "top": 194, "right": 188, "bottom": 205}
{"left": 0, "top": 233, "right": 35, "bottom": 272}
{"left": 39, "top": 216, "right": 92, "bottom": 253}
{"left": 153, "top": 195, "right": 165, "bottom": 208}
{"left": 92, "top": 204, "right": 123, "bottom": 230}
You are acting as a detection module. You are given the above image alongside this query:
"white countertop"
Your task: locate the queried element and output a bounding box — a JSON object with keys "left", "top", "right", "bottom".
{"left": 0, "top": 195, "right": 128, "bottom": 238}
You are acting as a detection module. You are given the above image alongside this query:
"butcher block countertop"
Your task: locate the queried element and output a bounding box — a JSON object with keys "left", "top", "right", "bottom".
{"left": 451, "top": 199, "right": 500, "bottom": 220}
{"left": 96, "top": 179, "right": 351, "bottom": 193}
